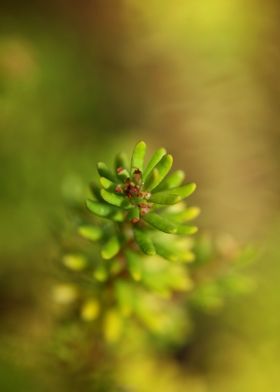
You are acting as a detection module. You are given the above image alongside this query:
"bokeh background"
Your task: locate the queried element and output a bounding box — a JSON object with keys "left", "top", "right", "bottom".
{"left": 0, "top": 1, "right": 280, "bottom": 391}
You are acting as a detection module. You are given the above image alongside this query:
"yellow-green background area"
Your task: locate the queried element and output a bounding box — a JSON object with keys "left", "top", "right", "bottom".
{"left": 0, "top": 1, "right": 279, "bottom": 391}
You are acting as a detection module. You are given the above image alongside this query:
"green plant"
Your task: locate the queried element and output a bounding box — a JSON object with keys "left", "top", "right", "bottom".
{"left": 53, "top": 141, "right": 200, "bottom": 343}
{"left": 51, "top": 141, "right": 257, "bottom": 392}
{"left": 53, "top": 141, "right": 255, "bottom": 348}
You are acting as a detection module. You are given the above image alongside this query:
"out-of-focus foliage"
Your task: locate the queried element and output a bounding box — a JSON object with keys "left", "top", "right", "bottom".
{"left": 53, "top": 141, "right": 199, "bottom": 345}
{"left": 1, "top": 0, "right": 280, "bottom": 391}
{"left": 49, "top": 142, "right": 257, "bottom": 391}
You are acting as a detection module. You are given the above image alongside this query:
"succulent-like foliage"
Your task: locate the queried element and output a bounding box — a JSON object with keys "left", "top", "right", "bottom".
{"left": 53, "top": 141, "right": 255, "bottom": 345}
{"left": 86, "top": 140, "right": 198, "bottom": 256}
{"left": 53, "top": 141, "right": 199, "bottom": 342}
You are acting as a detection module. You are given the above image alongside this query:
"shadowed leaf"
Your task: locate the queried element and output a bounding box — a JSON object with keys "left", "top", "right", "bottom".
{"left": 143, "top": 212, "right": 177, "bottom": 234}
{"left": 126, "top": 250, "right": 142, "bottom": 281}
{"left": 134, "top": 227, "right": 156, "bottom": 255}
{"left": 97, "top": 162, "right": 116, "bottom": 182}
{"left": 86, "top": 199, "right": 124, "bottom": 222}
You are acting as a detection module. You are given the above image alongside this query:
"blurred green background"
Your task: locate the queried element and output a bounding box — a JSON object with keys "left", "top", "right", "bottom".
{"left": 0, "top": 0, "right": 280, "bottom": 391}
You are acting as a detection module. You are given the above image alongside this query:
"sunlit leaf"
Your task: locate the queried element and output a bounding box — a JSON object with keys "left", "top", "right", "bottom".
{"left": 144, "top": 154, "right": 173, "bottom": 191}
{"left": 80, "top": 299, "right": 100, "bottom": 321}
{"left": 101, "top": 236, "right": 121, "bottom": 260}
{"left": 168, "top": 206, "right": 201, "bottom": 222}
{"left": 115, "top": 280, "right": 134, "bottom": 316}
{"left": 126, "top": 250, "right": 142, "bottom": 281}
{"left": 142, "top": 147, "right": 166, "bottom": 181}
{"left": 131, "top": 140, "right": 146, "bottom": 172}
{"left": 149, "top": 192, "right": 181, "bottom": 205}
{"left": 78, "top": 225, "right": 102, "bottom": 241}
{"left": 176, "top": 225, "right": 198, "bottom": 235}
{"left": 52, "top": 284, "right": 78, "bottom": 304}
{"left": 100, "top": 176, "right": 116, "bottom": 191}
{"left": 152, "top": 183, "right": 196, "bottom": 203}
{"left": 100, "top": 189, "right": 127, "bottom": 207}
{"left": 62, "top": 254, "right": 87, "bottom": 271}
{"left": 154, "top": 170, "right": 185, "bottom": 191}
{"left": 94, "top": 263, "right": 108, "bottom": 282}
{"left": 103, "top": 309, "right": 123, "bottom": 343}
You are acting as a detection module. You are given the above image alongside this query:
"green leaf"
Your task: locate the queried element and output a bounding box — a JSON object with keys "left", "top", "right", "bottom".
{"left": 80, "top": 299, "right": 100, "bottom": 321}
{"left": 101, "top": 236, "right": 121, "bottom": 260}
{"left": 78, "top": 225, "right": 102, "bottom": 241}
{"left": 134, "top": 227, "right": 156, "bottom": 255}
{"left": 86, "top": 199, "right": 124, "bottom": 222}
{"left": 154, "top": 170, "right": 185, "bottom": 191}
{"left": 100, "top": 189, "right": 127, "bottom": 207}
{"left": 115, "top": 152, "right": 129, "bottom": 172}
{"left": 149, "top": 193, "right": 181, "bottom": 205}
{"left": 153, "top": 242, "right": 179, "bottom": 262}
{"left": 144, "top": 154, "right": 173, "bottom": 191}
{"left": 142, "top": 168, "right": 160, "bottom": 192}
{"left": 152, "top": 183, "right": 196, "bottom": 201}
{"left": 116, "top": 168, "right": 130, "bottom": 181}
{"left": 131, "top": 141, "right": 146, "bottom": 172}
{"left": 142, "top": 147, "right": 166, "bottom": 181}
{"left": 125, "top": 250, "right": 142, "bottom": 281}
{"left": 97, "top": 162, "right": 116, "bottom": 182}
{"left": 176, "top": 225, "right": 198, "bottom": 235}
{"left": 62, "top": 254, "right": 87, "bottom": 271}
{"left": 100, "top": 177, "right": 116, "bottom": 191}
{"left": 115, "top": 280, "right": 134, "bottom": 316}
{"left": 169, "top": 206, "right": 201, "bottom": 222}
{"left": 89, "top": 182, "right": 103, "bottom": 201}
{"left": 143, "top": 212, "right": 177, "bottom": 234}
{"left": 127, "top": 207, "right": 140, "bottom": 223}
{"left": 94, "top": 263, "right": 108, "bottom": 282}
{"left": 103, "top": 309, "right": 123, "bottom": 342}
